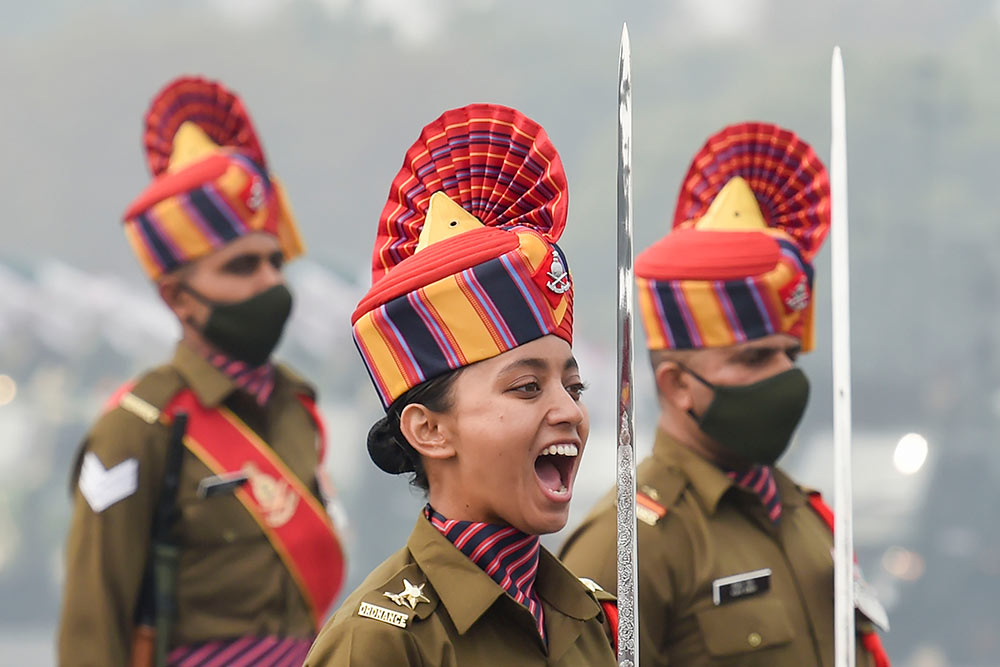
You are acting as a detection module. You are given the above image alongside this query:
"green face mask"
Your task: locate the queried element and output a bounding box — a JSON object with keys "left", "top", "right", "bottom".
{"left": 684, "top": 367, "right": 810, "bottom": 465}
{"left": 183, "top": 284, "right": 293, "bottom": 367}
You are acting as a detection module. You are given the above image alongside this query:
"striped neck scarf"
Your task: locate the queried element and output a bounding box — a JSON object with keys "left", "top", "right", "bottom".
{"left": 726, "top": 465, "right": 782, "bottom": 523}
{"left": 193, "top": 342, "right": 276, "bottom": 406}
{"left": 425, "top": 505, "right": 546, "bottom": 643}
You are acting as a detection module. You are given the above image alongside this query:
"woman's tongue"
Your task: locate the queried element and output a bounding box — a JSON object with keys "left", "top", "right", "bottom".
{"left": 534, "top": 457, "right": 563, "bottom": 492}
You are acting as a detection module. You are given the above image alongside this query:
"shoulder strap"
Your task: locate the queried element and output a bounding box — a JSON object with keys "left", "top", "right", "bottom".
{"left": 635, "top": 465, "right": 687, "bottom": 527}
{"left": 70, "top": 367, "right": 186, "bottom": 492}
{"left": 164, "top": 388, "right": 345, "bottom": 627}
{"left": 103, "top": 365, "right": 187, "bottom": 423}
{"left": 577, "top": 577, "right": 618, "bottom": 654}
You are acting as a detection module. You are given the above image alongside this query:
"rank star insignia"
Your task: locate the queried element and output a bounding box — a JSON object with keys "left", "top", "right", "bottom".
{"left": 546, "top": 254, "right": 571, "bottom": 294}
{"left": 383, "top": 579, "right": 430, "bottom": 610}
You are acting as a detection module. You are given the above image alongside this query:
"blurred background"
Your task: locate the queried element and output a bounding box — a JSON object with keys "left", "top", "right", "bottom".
{"left": 2, "top": 0, "right": 998, "bottom": 664}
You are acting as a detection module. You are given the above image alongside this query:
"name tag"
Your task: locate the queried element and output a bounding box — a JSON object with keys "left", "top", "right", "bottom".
{"left": 197, "top": 471, "right": 250, "bottom": 498}
{"left": 712, "top": 568, "right": 772, "bottom": 606}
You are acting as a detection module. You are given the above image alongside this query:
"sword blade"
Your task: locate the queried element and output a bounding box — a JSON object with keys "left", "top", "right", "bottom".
{"left": 616, "top": 22, "right": 638, "bottom": 667}
{"left": 830, "top": 45, "right": 856, "bottom": 667}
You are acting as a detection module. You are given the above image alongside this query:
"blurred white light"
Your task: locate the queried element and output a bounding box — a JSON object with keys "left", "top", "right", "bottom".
{"left": 0, "top": 375, "right": 16, "bottom": 407}
{"left": 893, "top": 433, "right": 928, "bottom": 475}
{"left": 881, "top": 546, "right": 926, "bottom": 582}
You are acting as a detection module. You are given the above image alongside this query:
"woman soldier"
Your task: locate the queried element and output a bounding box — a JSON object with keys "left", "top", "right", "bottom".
{"left": 305, "top": 105, "right": 618, "bottom": 666}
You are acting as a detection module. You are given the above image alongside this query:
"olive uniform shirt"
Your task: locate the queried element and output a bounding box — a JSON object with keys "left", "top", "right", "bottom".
{"left": 305, "top": 514, "right": 617, "bottom": 666}
{"left": 58, "top": 343, "right": 325, "bottom": 666}
{"left": 560, "top": 430, "right": 879, "bottom": 667}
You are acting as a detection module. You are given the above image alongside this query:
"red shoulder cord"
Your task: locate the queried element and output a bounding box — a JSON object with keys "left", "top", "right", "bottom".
{"left": 601, "top": 600, "right": 619, "bottom": 655}
{"left": 807, "top": 492, "right": 891, "bottom": 667}
{"left": 294, "top": 394, "right": 327, "bottom": 463}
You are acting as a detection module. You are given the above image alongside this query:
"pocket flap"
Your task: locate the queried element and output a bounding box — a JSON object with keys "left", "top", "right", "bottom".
{"left": 695, "top": 598, "right": 795, "bottom": 656}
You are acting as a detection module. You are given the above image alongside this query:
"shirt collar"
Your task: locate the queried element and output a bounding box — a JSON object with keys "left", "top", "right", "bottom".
{"left": 652, "top": 428, "right": 807, "bottom": 514}
{"left": 171, "top": 342, "right": 312, "bottom": 408}
{"left": 406, "top": 513, "right": 600, "bottom": 636}
{"left": 181, "top": 339, "right": 276, "bottom": 405}
{"left": 424, "top": 505, "right": 545, "bottom": 641}
{"left": 651, "top": 428, "right": 738, "bottom": 515}
{"left": 171, "top": 342, "right": 238, "bottom": 408}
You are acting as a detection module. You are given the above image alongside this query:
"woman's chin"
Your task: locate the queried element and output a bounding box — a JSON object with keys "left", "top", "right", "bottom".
{"left": 519, "top": 506, "right": 570, "bottom": 536}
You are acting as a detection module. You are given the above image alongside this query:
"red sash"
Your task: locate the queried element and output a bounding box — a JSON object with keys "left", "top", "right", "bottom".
{"left": 807, "top": 493, "right": 891, "bottom": 667}
{"left": 163, "top": 389, "right": 345, "bottom": 629}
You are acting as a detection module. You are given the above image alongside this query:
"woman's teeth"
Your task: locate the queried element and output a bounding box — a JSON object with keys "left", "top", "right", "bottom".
{"left": 539, "top": 443, "right": 579, "bottom": 457}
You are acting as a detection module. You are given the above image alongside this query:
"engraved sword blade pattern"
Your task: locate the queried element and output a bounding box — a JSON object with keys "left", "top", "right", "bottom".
{"left": 831, "top": 45, "right": 857, "bottom": 667}
{"left": 616, "top": 22, "right": 638, "bottom": 667}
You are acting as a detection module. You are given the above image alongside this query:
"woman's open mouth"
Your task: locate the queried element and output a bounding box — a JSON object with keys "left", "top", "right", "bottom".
{"left": 533, "top": 442, "right": 579, "bottom": 502}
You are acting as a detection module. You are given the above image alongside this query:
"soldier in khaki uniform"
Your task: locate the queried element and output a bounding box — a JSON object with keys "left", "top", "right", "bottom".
{"left": 305, "top": 104, "right": 617, "bottom": 666}
{"left": 58, "top": 77, "right": 345, "bottom": 666}
{"left": 561, "top": 123, "right": 890, "bottom": 666}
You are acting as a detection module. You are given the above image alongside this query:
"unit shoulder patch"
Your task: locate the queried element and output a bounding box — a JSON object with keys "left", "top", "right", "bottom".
{"left": 78, "top": 452, "right": 139, "bottom": 512}
{"left": 636, "top": 486, "right": 669, "bottom": 526}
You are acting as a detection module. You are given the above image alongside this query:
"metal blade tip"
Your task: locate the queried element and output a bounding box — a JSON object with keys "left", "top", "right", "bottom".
{"left": 621, "top": 22, "right": 630, "bottom": 46}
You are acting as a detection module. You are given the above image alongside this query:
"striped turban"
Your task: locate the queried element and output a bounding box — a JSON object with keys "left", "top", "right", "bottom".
{"left": 637, "top": 122, "right": 831, "bottom": 353}
{"left": 121, "top": 76, "right": 304, "bottom": 280}
{"left": 352, "top": 104, "right": 573, "bottom": 409}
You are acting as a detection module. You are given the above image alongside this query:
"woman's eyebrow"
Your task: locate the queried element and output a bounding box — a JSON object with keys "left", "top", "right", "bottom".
{"left": 498, "top": 357, "right": 548, "bottom": 375}
{"left": 564, "top": 357, "right": 579, "bottom": 372}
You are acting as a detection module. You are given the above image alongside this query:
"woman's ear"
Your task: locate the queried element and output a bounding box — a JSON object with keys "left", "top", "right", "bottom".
{"left": 399, "top": 403, "right": 456, "bottom": 461}
{"left": 654, "top": 361, "right": 695, "bottom": 413}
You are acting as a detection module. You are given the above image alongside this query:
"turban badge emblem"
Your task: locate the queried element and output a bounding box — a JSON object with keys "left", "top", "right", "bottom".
{"left": 546, "top": 253, "right": 571, "bottom": 294}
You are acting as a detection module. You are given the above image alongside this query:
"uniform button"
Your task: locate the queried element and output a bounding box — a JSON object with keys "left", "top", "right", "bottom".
{"left": 748, "top": 632, "right": 762, "bottom": 648}
{"left": 223, "top": 529, "right": 237, "bottom": 543}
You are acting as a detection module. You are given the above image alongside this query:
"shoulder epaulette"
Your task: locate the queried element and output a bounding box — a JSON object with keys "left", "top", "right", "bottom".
{"left": 104, "top": 365, "right": 186, "bottom": 424}
{"left": 579, "top": 577, "right": 615, "bottom": 601}
{"left": 636, "top": 488, "right": 669, "bottom": 526}
{"left": 635, "top": 467, "right": 687, "bottom": 526}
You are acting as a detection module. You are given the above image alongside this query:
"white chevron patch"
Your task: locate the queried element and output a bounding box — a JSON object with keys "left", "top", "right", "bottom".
{"left": 79, "top": 452, "right": 139, "bottom": 513}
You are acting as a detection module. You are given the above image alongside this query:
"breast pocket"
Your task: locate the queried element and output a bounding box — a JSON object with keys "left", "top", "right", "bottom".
{"left": 177, "top": 492, "right": 263, "bottom": 546}
{"left": 695, "top": 598, "right": 795, "bottom": 658}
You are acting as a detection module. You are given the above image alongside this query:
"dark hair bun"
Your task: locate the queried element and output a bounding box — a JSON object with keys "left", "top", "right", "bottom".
{"left": 366, "top": 417, "right": 415, "bottom": 474}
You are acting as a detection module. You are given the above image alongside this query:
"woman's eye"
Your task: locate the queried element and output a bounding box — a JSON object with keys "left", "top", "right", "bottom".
{"left": 566, "top": 383, "right": 587, "bottom": 400}
{"left": 512, "top": 382, "right": 541, "bottom": 394}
